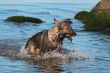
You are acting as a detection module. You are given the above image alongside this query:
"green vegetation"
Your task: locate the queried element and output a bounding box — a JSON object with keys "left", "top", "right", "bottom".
{"left": 102, "top": 28, "right": 110, "bottom": 35}
{"left": 75, "top": 9, "right": 110, "bottom": 35}
{"left": 74, "top": 11, "right": 89, "bottom": 19}
{"left": 5, "top": 16, "right": 43, "bottom": 24}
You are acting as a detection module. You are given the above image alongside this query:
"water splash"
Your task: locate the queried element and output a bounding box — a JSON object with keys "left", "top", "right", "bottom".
{"left": 18, "top": 46, "right": 89, "bottom": 60}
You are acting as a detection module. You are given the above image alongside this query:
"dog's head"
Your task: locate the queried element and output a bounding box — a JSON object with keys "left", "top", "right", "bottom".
{"left": 53, "top": 18, "right": 76, "bottom": 42}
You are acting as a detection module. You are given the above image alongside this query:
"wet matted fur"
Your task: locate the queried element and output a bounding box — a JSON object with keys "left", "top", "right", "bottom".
{"left": 25, "top": 18, "right": 76, "bottom": 55}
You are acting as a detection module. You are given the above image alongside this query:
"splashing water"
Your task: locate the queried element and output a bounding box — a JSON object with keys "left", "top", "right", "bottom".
{"left": 17, "top": 46, "right": 89, "bottom": 60}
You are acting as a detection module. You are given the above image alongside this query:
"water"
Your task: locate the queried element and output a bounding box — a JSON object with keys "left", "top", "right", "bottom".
{"left": 0, "top": 0, "right": 110, "bottom": 73}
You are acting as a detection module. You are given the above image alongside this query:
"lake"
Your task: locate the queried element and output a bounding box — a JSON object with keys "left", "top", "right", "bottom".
{"left": 0, "top": 0, "right": 110, "bottom": 73}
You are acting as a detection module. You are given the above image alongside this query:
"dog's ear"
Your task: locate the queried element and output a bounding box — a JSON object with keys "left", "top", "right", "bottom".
{"left": 54, "top": 18, "right": 60, "bottom": 25}
{"left": 54, "top": 18, "right": 61, "bottom": 33}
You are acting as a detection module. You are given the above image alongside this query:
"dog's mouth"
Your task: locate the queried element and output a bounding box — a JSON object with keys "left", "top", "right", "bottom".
{"left": 65, "top": 32, "right": 76, "bottom": 42}
{"left": 58, "top": 32, "right": 76, "bottom": 43}
{"left": 65, "top": 34, "right": 73, "bottom": 42}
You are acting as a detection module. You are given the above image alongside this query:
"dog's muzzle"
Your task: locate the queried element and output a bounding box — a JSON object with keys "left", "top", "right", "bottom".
{"left": 65, "top": 32, "right": 76, "bottom": 42}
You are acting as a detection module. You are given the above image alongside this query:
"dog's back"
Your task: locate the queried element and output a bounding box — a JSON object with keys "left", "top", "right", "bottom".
{"left": 25, "top": 30, "right": 58, "bottom": 55}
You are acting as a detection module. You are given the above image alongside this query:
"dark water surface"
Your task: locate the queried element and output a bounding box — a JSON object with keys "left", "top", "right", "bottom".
{"left": 0, "top": 0, "right": 110, "bottom": 73}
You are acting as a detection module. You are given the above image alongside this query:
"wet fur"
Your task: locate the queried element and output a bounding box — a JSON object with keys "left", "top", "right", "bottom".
{"left": 25, "top": 30, "right": 62, "bottom": 55}
{"left": 25, "top": 18, "right": 76, "bottom": 55}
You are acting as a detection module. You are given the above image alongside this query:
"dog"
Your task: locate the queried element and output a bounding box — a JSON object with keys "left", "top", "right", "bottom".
{"left": 25, "top": 18, "right": 76, "bottom": 55}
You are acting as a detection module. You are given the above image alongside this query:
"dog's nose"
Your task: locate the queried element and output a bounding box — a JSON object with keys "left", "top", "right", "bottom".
{"left": 73, "top": 32, "right": 77, "bottom": 36}
{"left": 72, "top": 29, "right": 76, "bottom": 36}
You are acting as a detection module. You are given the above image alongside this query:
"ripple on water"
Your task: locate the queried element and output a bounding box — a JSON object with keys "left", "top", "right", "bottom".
{"left": 1, "top": 0, "right": 110, "bottom": 73}
{"left": 18, "top": 46, "right": 89, "bottom": 61}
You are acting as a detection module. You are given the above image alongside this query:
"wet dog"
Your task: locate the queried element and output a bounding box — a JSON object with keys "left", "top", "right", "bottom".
{"left": 25, "top": 18, "right": 76, "bottom": 55}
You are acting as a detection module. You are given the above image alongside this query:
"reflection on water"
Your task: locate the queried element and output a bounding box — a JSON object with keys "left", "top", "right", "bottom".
{"left": 0, "top": 0, "right": 110, "bottom": 73}
{"left": 27, "top": 58, "right": 66, "bottom": 73}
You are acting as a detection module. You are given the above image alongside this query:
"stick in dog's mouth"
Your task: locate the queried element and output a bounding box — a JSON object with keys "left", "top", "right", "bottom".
{"left": 65, "top": 32, "right": 76, "bottom": 43}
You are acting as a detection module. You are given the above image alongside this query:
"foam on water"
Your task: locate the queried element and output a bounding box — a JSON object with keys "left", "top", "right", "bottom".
{"left": 18, "top": 46, "right": 89, "bottom": 60}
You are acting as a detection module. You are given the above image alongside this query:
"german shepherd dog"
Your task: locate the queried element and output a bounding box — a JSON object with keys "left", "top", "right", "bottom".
{"left": 25, "top": 18, "right": 76, "bottom": 55}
